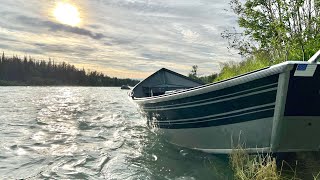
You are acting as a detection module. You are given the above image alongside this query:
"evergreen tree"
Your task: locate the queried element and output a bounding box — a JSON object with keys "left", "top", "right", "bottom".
{"left": 0, "top": 53, "right": 139, "bottom": 86}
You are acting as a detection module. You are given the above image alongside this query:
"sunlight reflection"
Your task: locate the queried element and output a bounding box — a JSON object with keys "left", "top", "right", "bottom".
{"left": 34, "top": 88, "right": 83, "bottom": 156}
{"left": 53, "top": 2, "right": 81, "bottom": 26}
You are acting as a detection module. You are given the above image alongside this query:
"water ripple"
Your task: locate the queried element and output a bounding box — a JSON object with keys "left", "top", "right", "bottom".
{"left": 0, "top": 87, "right": 232, "bottom": 179}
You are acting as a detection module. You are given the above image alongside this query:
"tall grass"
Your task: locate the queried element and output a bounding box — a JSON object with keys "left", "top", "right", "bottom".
{"left": 230, "top": 146, "right": 281, "bottom": 180}
{"left": 229, "top": 146, "right": 320, "bottom": 180}
{"left": 214, "top": 52, "right": 280, "bottom": 82}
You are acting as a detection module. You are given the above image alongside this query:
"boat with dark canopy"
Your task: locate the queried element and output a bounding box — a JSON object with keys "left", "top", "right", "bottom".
{"left": 131, "top": 50, "right": 320, "bottom": 154}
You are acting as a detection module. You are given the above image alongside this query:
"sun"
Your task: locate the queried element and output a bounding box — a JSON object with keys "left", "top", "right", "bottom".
{"left": 53, "top": 2, "right": 81, "bottom": 26}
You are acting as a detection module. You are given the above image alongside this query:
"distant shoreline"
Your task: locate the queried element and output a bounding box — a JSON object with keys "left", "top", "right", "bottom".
{"left": 0, "top": 53, "right": 140, "bottom": 87}
{"left": 0, "top": 80, "right": 132, "bottom": 87}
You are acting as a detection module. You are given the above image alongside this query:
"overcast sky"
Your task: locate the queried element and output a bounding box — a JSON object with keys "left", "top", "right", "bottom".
{"left": 0, "top": 0, "right": 241, "bottom": 79}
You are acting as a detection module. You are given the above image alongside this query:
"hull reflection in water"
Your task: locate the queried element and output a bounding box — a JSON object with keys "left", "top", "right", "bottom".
{"left": 131, "top": 50, "right": 320, "bottom": 154}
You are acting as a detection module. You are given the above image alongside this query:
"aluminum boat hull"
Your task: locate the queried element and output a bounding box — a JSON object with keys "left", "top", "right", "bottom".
{"left": 132, "top": 62, "right": 320, "bottom": 154}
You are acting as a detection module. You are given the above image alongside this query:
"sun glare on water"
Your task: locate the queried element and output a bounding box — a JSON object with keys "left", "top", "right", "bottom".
{"left": 54, "top": 2, "right": 81, "bottom": 26}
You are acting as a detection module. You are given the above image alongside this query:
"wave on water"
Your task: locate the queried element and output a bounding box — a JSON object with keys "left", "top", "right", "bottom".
{"left": 0, "top": 87, "right": 232, "bottom": 179}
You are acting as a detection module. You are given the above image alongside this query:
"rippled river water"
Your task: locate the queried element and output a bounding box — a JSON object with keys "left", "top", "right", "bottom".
{"left": 0, "top": 87, "right": 232, "bottom": 179}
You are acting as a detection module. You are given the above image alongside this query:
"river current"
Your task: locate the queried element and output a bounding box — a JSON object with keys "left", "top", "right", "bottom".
{"left": 0, "top": 87, "right": 232, "bottom": 179}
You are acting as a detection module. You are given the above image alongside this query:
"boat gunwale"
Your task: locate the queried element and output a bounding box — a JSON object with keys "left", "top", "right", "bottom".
{"left": 133, "top": 61, "right": 315, "bottom": 104}
{"left": 144, "top": 86, "right": 278, "bottom": 111}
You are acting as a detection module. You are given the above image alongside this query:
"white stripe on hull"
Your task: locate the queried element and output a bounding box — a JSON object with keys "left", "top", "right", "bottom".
{"left": 158, "top": 103, "right": 275, "bottom": 123}
{"left": 144, "top": 87, "right": 277, "bottom": 111}
{"left": 144, "top": 82, "right": 278, "bottom": 110}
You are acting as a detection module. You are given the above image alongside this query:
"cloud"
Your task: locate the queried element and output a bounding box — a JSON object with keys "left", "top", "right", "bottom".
{"left": 33, "top": 43, "right": 96, "bottom": 55}
{"left": 0, "top": 0, "right": 242, "bottom": 78}
{"left": 16, "top": 16, "right": 105, "bottom": 40}
{"left": 47, "top": 22, "right": 105, "bottom": 40}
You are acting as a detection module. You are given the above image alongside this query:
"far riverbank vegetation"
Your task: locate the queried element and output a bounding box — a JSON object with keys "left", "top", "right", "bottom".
{"left": 190, "top": 0, "right": 320, "bottom": 83}
{"left": 0, "top": 53, "right": 139, "bottom": 86}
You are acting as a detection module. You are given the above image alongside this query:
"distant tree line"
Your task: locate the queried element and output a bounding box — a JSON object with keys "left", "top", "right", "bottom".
{"left": 0, "top": 52, "right": 139, "bottom": 86}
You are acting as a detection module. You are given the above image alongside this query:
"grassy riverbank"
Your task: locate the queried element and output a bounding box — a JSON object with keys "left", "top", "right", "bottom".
{"left": 215, "top": 54, "right": 270, "bottom": 82}
{"left": 212, "top": 50, "right": 295, "bottom": 82}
